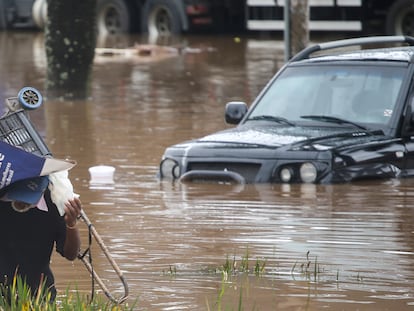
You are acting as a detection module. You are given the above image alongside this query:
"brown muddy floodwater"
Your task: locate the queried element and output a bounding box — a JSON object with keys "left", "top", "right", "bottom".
{"left": 0, "top": 31, "right": 414, "bottom": 310}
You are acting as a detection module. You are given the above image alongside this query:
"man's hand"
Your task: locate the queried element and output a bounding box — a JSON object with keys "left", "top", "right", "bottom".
{"left": 64, "top": 196, "right": 82, "bottom": 228}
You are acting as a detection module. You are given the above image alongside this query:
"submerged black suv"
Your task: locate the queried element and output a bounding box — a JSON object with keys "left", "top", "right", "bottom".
{"left": 159, "top": 36, "right": 414, "bottom": 184}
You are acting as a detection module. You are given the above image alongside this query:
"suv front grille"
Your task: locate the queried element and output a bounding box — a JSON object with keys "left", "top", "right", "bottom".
{"left": 188, "top": 162, "right": 261, "bottom": 183}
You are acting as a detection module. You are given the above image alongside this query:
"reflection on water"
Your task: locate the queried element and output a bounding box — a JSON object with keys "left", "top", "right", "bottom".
{"left": 1, "top": 31, "right": 414, "bottom": 310}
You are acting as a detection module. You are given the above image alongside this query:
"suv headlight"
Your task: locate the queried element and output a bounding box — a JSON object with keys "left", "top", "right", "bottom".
{"left": 160, "top": 158, "right": 180, "bottom": 179}
{"left": 300, "top": 162, "right": 317, "bottom": 183}
{"left": 280, "top": 167, "right": 294, "bottom": 183}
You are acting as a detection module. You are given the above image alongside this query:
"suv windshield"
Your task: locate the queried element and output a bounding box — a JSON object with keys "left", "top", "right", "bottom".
{"left": 247, "top": 64, "right": 405, "bottom": 126}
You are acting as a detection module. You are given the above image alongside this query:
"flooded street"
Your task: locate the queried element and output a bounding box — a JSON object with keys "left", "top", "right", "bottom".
{"left": 1, "top": 31, "right": 414, "bottom": 310}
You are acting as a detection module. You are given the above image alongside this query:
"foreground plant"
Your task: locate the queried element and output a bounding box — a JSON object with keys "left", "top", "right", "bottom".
{"left": 0, "top": 275, "right": 136, "bottom": 311}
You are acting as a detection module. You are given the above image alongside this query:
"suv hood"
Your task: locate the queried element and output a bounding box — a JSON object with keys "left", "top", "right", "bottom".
{"left": 175, "top": 125, "right": 386, "bottom": 152}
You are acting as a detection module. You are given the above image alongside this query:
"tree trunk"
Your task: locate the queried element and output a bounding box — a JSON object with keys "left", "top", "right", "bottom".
{"left": 45, "top": 0, "right": 97, "bottom": 100}
{"left": 290, "top": 0, "right": 309, "bottom": 56}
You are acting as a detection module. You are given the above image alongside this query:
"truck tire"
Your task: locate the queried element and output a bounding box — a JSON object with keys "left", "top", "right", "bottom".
{"left": 32, "top": 0, "right": 47, "bottom": 29}
{"left": 386, "top": 0, "right": 414, "bottom": 36}
{"left": 0, "top": 1, "right": 6, "bottom": 30}
{"left": 0, "top": 0, "right": 12, "bottom": 30}
{"left": 96, "top": 0, "right": 130, "bottom": 35}
{"left": 142, "top": 0, "right": 183, "bottom": 36}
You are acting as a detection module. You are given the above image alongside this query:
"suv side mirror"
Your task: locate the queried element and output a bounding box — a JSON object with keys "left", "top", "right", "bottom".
{"left": 225, "top": 101, "right": 248, "bottom": 124}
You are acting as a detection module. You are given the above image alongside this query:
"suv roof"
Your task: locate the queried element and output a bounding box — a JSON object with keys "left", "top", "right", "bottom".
{"left": 290, "top": 35, "right": 414, "bottom": 61}
{"left": 307, "top": 48, "right": 414, "bottom": 63}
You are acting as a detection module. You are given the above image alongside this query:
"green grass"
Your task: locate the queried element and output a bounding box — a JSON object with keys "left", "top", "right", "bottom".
{"left": 220, "top": 249, "right": 266, "bottom": 277}
{"left": 205, "top": 250, "right": 337, "bottom": 311}
{"left": 291, "top": 251, "right": 322, "bottom": 282}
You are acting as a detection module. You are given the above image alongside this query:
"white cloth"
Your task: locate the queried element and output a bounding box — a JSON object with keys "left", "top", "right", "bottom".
{"left": 48, "top": 170, "right": 78, "bottom": 216}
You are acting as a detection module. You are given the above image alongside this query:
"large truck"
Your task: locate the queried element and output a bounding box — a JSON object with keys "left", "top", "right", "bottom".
{"left": 1, "top": 0, "right": 414, "bottom": 36}
{"left": 1, "top": 0, "right": 245, "bottom": 36}
{"left": 246, "top": 0, "right": 414, "bottom": 36}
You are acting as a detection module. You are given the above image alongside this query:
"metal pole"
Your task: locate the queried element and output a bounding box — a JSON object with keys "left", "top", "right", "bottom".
{"left": 78, "top": 210, "right": 129, "bottom": 304}
{"left": 284, "top": 0, "right": 291, "bottom": 62}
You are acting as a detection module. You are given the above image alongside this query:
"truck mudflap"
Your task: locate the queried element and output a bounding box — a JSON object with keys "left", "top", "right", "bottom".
{"left": 179, "top": 170, "right": 246, "bottom": 184}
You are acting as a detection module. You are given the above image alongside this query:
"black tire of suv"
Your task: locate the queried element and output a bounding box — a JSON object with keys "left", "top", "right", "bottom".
{"left": 141, "top": 0, "right": 183, "bottom": 36}
{"left": 96, "top": 0, "right": 130, "bottom": 35}
{"left": 385, "top": 0, "right": 414, "bottom": 36}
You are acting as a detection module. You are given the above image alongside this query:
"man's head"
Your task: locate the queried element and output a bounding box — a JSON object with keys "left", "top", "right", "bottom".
{"left": 5, "top": 176, "right": 49, "bottom": 212}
